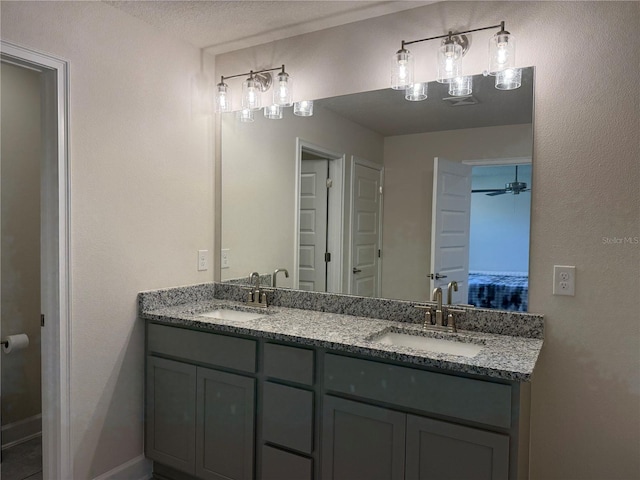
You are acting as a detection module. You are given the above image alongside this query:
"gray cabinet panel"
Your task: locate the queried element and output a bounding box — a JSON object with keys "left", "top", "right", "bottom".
{"left": 148, "top": 323, "right": 256, "bottom": 372}
{"left": 146, "top": 356, "right": 197, "bottom": 475}
{"left": 196, "top": 368, "right": 255, "bottom": 480}
{"left": 322, "top": 396, "right": 405, "bottom": 480}
{"left": 324, "top": 354, "right": 511, "bottom": 428}
{"left": 263, "top": 382, "right": 314, "bottom": 454}
{"left": 264, "top": 343, "right": 314, "bottom": 385}
{"left": 406, "top": 414, "right": 509, "bottom": 480}
{"left": 261, "top": 445, "right": 313, "bottom": 480}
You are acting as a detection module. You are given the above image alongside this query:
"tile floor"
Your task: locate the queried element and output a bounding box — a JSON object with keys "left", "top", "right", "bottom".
{"left": 1, "top": 436, "right": 42, "bottom": 480}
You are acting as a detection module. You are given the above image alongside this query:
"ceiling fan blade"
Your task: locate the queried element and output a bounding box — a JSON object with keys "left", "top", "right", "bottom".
{"left": 487, "top": 190, "right": 507, "bottom": 196}
{"left": 472, "top": 189, "right": 504, "bottom": 193}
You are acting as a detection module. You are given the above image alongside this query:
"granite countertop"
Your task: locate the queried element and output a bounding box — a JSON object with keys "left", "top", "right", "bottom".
{"left": 141, "top": 297, "right": 543, "bottom": 382}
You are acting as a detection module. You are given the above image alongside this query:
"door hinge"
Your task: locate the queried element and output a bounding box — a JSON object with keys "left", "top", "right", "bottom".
{"left": 41, "top": 314, "right": 45, "bottom": 327}
{"left": 379, "top": 186, "right": 383, "bottom": 195}
{"left": 325, "top": 252, "right": 331, "bottom": 262}
{"left": 326, "top": 178, "right": 333, "bottom": 188}
{"left": 378, "top": 249, "right": 381, "bottom": 258}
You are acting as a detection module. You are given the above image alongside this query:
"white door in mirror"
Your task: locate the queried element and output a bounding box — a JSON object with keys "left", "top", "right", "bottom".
{"left": 553, "top": 265, "right": 575, "bottom": 296}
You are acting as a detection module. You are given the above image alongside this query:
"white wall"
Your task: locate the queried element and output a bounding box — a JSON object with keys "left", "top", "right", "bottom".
{"left": 222, "top": 103, "right": 383, "bottom": 287}
{"left": 216, "top": 2, "right": 640, "bottom": 478}
{"left": 1, "top": 62, "right": 42, "bottom": 427}
{"left": 469, "top": 164, "right": 531, "bottom": 272}
{"left": 382, "top": 124, "right": 532, "bottom": 301}
{"left": 1, "top": 1, "right": 214, "bottom": 478}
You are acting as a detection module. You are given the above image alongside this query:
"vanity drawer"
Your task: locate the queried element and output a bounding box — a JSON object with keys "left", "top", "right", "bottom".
{"left": 147, "top": 323, "right": 256, "bottom": 373}
{"left": 261, "top": 445, "right": 312, "bottom": 480}
{"left": 324, "top": 354, "right": 512, "bottom": 428}
{"left": 263, "top": 343, "right": 314, "bottom": 385}
{"left": 262, "top": 381, "right": 314, "bottom": 454}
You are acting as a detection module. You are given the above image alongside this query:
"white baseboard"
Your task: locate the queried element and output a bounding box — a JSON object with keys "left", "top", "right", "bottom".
{"left": 92, "top": 454, "right": 152, "bottom": 480}
{"left": 1, "top": 413, "right": 42, "bottom": 449}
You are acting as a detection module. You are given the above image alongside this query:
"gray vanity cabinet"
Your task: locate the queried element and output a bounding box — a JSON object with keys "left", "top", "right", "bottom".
{"left": 146, "top": 323, "right": 257, "bottom": 480}
{"left": 405, "top": 415, "right": 509, "bottom": 480}
{"left": 321, "top": 396, "right": 406, "bottom": 480}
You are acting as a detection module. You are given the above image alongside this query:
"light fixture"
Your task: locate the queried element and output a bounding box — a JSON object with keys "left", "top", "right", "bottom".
{"left": 274, "top": 66, "right": 293, "bottom": 106}
{"left": 495, "top": 67, "right": 522, "bottom": 90}
{"left": 449, "top": 76, "right": 473, "bottom": 96}
{"left": 264, "top": 104, "right": 284, "bottom": 120}
{"left": 390, "top": 21, "right": 520, "bottom": 102}
{"left": 294, "top": 100, "right": 313, "bottom": 117}
{"left": 242, "top": 73, "right": 262, "bottom": 111}
{"left": 489, "top": 22, "right": 515, "bottom": 75}
{"left": 238, "top": 108, "right": 254, "bottom": 123}
{"left": 437, "top": 35, "right": 463, "bottom": 84}
{"left": 214, "top": 80, "right": 231, "bottom": 113}
{"left": 391, "top": 47, "right": 414, "bottom": 90}
{"left": 405, "top": 82, "right": 428, "bottom": 101}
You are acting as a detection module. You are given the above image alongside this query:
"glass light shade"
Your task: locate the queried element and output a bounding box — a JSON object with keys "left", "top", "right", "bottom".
{"left": 449, "top": 76, "right": 472, "bottom": 96}
{"left": 294, "top": 100, "right": 314, "bottom": 117}
{"left": 264, "top": 104, "right": 284, "bottom": 120}
{"left": 242, "top": 77, "right": 261, "bottom": 111}
{"left": 495, "top": 67, "right": 522, "bottom": 90}
{"left": 405, "top": 82, "right": 428, "bottom": 101}
{"left": 489, "top": 32, "right": 515, "bottom": 74}
{"left": 215, "top": 82, "right": 231, "bottom": 113}
{"left": 238, "top": 108, "right": 254, "bottom": 123}
{"left": 391, "top": 49, "right": 414, "bottom": 90}
{"left": 437, "top": 41, "right": 463, "bottom": 83}
{"left": 273, "top": 72, "right": 293, "bottom": 107}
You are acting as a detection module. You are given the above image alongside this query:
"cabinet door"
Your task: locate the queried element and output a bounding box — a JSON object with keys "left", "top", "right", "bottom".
{"left": 146, "top": 356, "right": 197, "bottom": 475}
{"left": 322, "top": 396, "right": 405, "bottom": 480}
{"left": 196, "top": 367, "right": 255, "bottom": 480}
{"left": 406, "top": 414, "right": 509, "bottom": 480}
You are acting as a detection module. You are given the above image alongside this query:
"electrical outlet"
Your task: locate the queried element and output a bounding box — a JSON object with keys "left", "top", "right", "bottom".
{"left": 221, "top": 249, "right": 231, "bottom": 269}
{"left": 553, "top": 265, "right": 575, "bottom": 296}
{"left": 198, "top": 250, "right": 208, "bottom": 271}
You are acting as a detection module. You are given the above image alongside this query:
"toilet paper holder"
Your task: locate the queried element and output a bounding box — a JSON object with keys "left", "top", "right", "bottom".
{"left": 1, "top": 339, "right": 8, "bottom": 347}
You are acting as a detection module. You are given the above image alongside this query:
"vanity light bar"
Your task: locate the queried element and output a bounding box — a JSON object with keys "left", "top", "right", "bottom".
{"left": 216, "top": 64, "right": 305, "bottom": 117}
{"left": 392, "top": 21, "right": 520, "bottom": 98}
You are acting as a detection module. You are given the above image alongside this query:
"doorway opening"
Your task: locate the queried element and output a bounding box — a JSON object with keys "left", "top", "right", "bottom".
{"left": 294, "top": 140, "right": 345, "bottom": 293}
{"left": 1, "top": 41, "right": 71, "bottom": 479}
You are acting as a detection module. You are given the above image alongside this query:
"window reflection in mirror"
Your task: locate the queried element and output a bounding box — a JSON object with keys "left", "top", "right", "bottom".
{"left": 221, "top": 67, "right": 534, "bottom": 312}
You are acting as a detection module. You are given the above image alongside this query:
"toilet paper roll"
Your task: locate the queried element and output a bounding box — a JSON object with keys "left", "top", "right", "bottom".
{"left": 3, "top": 334, "right": 29, "bottom": 354}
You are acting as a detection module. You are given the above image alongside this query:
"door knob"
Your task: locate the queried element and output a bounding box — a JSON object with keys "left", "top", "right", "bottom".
{"left": 352, "top": 267, "right": 362, "bottom": 274}
{"left": 428, "top": 273, "right": 447, "bottom": 279}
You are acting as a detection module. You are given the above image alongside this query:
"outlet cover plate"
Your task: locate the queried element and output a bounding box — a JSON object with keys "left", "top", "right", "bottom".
{"left": 553, "top": 265, "right": 575, "bottom": 296}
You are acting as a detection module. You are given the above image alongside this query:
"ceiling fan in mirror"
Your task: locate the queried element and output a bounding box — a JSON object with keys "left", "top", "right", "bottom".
{"left": 472, "top": 165, "right": 530, "bottom": 196}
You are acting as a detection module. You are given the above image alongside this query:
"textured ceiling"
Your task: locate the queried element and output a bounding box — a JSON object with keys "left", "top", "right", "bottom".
{"left": 104, "top": 1, "right": 431, "bottom": 54}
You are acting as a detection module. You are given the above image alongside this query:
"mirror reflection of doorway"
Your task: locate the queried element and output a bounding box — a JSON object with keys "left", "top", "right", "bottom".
{"left": 295, "top": 142, "right": 345, "bottom": 293}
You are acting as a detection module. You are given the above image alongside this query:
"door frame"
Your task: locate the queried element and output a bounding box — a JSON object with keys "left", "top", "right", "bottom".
{"left": 293, "top": 139, "right": 345, "bottom": 293}
{"left": 1, "top": 40, "right": 72, "bottom": 479}
{"left": 348, "top": 156, "right": 384, "bottom": 297}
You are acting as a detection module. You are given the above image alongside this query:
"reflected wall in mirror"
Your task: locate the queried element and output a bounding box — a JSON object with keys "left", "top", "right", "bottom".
{"left": 221, "top": 67, "right": 534, "bottom": 311}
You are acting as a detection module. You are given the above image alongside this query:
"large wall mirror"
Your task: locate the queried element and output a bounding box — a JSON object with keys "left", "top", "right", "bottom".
{"left": 221, "top": 67, "right": 534, "bottom": 312}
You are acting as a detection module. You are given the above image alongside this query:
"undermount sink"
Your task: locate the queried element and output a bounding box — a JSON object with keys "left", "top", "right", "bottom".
{"left": 371, "top": 330, "right": 484, "bottom": 358}
{"left": 199, "top": 309, "right": 265, "bottom": 322}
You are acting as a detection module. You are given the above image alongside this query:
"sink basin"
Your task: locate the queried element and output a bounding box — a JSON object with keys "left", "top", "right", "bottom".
{"left": 372, "top": 330, "right": 483, "bottom": 358}
{"left": 199, "top": 309, "right": 265, "bottom": 322}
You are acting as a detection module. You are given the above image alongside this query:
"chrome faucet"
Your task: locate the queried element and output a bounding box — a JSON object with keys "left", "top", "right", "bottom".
{"left": 273, "top": 268, "right": 289, "bottom": 288}
{"left": 447, "top": 281, "right": 458, "bottom": 305}
{"left": 246, "top": 271, "right": 268, "bottom": 308}
{"left": 432, "top": 287, "right": 443, "bottom": 326}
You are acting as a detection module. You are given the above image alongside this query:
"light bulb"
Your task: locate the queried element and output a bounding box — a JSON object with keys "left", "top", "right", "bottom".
{"left": 294, "top": 100, "right": 313, "bottom": 117}
{"left": 495, "top": 67, "right": 522, "bottom": 90}
{"left": 405, "top": 82, "right": 428, "bottom": 101}
{"left": 437, "top": 41, "right": 462, "bottom": 83}
{"left": 273, "top": 71, "right": 293, "bottom": 107}
{"left": 242, "top": 76, "right": 261, "bottom": 111}
{"left": 449, "top": 76, "right": 472, "bottom": 96}
{"left": 489, "top": 31, "right": 516, "bottom": 74}
{"left": 264, "top": 104, "right": 283, "bottom": 120}
{"left": 391, "top": 49, "right": 414, "bottom": 90}
{"left": 215, "top": 82, "right": 231, "bottom": 113}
